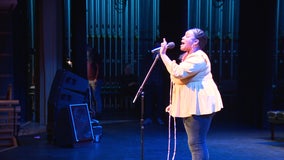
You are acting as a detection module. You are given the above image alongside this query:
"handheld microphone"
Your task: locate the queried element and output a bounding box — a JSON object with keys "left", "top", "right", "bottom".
{"left": 151, "top": 42, "right": 175, "bottom": 53}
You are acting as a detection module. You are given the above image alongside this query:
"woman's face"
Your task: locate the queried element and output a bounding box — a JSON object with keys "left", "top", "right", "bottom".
{"left": 180, "top": 30, "right": 197, "bottom": 52}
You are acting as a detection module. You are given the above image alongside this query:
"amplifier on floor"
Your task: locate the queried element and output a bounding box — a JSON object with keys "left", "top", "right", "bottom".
{"left": 54, "top": 103, "right": 94, "bottom": 147}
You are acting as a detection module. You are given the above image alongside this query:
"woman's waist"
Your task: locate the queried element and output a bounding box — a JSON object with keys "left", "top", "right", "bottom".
{"left": 172, "top": 76, "right": 213, "bottom": 85}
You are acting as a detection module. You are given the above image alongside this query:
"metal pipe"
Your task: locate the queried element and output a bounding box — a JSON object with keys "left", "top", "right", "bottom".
{"left": 219, "top": 1, "right": 223, "bottom": 80}
{"left": 230, "top": 0, "right": 234, "bottom": 79}
{"left": 88, "top": 0, "right": 95, "bottom": 46}
{"left": 64, "top": 0, "right": 72, "bottom": 65}
{"left": 275, "top": 0, "right": 280, "bottom": 80}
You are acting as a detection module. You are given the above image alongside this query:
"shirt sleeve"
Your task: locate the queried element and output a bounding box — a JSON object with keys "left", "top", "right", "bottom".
{"left": 160, "top": 53, "right": 207, "bottom": 81}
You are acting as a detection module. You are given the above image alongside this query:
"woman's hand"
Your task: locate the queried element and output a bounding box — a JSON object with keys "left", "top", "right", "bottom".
{"left": 160, "top": 38, "right": 168, "bottom": 55}
{"left": 165, "top": 104, "right": 171, "bottom": 113}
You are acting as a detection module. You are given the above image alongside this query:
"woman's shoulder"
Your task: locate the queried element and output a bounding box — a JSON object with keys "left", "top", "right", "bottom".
{"left": 187, "top": 50, "right": 209, "bottom": 61}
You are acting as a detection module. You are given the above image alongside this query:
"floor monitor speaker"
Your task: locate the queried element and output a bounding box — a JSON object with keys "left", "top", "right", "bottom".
{"left": 54, "top": 103, "right": 94, "bottom": 147}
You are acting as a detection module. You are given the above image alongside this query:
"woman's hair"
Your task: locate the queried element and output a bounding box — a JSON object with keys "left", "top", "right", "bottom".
{"left": 191, "top": 28, "right": 208, "bottom": 49}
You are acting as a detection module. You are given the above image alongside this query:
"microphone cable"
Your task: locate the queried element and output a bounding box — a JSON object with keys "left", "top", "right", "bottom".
{"left": 167, "top": 81, "right": 177, "bottom": 160}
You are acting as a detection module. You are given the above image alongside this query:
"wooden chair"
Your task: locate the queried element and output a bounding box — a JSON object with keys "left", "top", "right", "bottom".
{"left": 0, "top": 84, "right": 21, "bottom": 152}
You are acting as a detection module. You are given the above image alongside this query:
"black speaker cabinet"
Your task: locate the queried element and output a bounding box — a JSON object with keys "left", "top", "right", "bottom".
{"left": 47, "top": 87, "right": 88, "bottom": 142}
{"left": 47, "top": 69, "right": 90, "bottom": 143}
{"left": 54, "top": 103, "right": 94, "bottom": 147}
{"left": 48, "top": 69, "right": 89, "bottom": 106}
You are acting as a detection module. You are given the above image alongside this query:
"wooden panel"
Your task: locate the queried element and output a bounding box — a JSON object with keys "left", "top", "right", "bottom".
{"left": 0, "top": 103, "right": 21, "bottom": 151}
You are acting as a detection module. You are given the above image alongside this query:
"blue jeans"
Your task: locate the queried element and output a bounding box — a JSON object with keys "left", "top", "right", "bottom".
{"left": 183, "top": 114, "right": 214, "bottom": 160}
{"left": 89, "top": 79, "right": 103, "bottom": 114}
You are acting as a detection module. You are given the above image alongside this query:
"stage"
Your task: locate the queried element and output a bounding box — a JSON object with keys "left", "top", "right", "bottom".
{"left": 1, "top": 109, "right": 284, "bottom": 160}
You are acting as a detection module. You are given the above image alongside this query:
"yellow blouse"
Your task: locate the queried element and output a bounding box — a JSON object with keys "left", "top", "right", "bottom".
{"left": 160, "top": 50, "right": 223, "bottom": 117}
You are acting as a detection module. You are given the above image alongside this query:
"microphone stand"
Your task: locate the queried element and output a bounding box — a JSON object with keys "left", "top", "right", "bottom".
{"left": 133, "top": 53, "right": 160, "bottom": 160}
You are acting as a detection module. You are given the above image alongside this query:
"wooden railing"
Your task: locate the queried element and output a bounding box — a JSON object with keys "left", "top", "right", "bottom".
{"left": 0, "top": 100, "right": 21, "bottom": 152}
